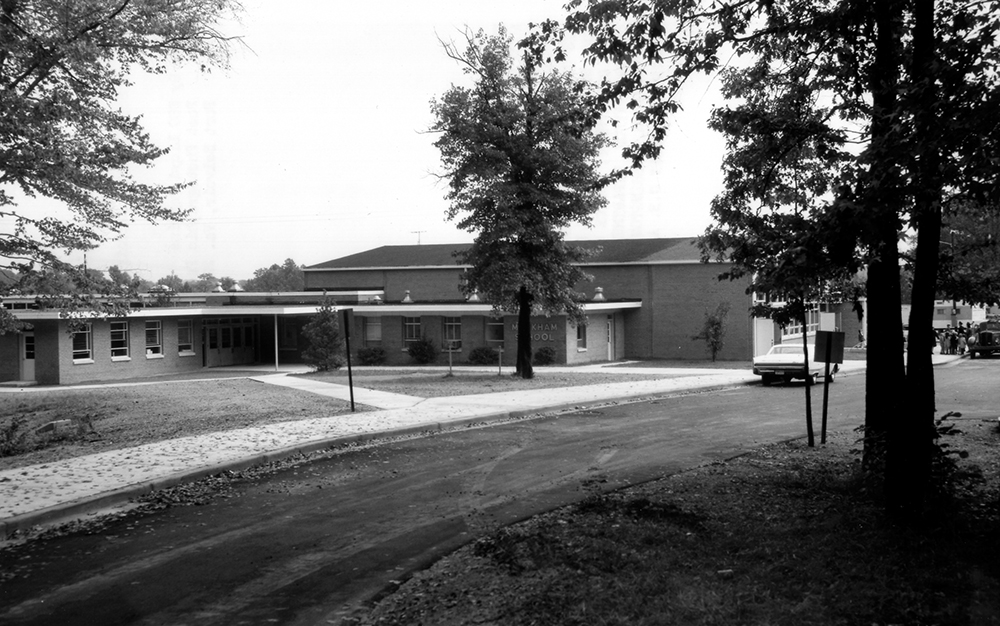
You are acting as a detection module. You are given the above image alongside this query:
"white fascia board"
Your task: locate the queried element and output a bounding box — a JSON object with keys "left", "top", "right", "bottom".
{"left": 303, "top": 266, "right": 471, "bottom": 272}
{"left": 10, "top": 300, "right": 642, "bottom": 321}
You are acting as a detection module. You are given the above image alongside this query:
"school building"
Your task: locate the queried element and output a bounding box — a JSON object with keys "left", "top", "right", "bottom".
{"left": 1, "top": 237, "right": 862, "bottom": 386}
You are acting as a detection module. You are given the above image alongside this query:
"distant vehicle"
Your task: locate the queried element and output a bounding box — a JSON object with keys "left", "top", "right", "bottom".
{"left": 753, "top": 343, "right": 837, "bottom": 386}
{"left": 968, "top": 320, "right": 1000, "bottom": 359}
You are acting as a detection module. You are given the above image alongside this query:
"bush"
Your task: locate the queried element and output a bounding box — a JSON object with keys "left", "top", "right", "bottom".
{"left": 533, "top": 346, "right": 557, "bottom": 366}
{"left": 407, "top": 337, "right": 438, "bottom": 364}
{"left": 468, "top": 346, "right": 500, "bottom": 366}
{"left": 0, "top": 415, "right": 32, "bottom": 458}
{"left": 356, "top": 346, "right": 387, "bottom": 366}
{"left": 302, "top": 298, "right": 345, "bottom": 371}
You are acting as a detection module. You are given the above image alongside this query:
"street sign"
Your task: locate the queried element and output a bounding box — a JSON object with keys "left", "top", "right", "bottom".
{"left": 815, "top": 330, "right": 845, "bottom": 364}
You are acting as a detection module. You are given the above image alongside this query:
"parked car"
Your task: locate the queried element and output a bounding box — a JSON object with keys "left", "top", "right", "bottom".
{"left": 968, "top": 320, "right": 1000, "bottom": 359}
{"left": 753, "top": 343, "right": 838, "bottom": 386}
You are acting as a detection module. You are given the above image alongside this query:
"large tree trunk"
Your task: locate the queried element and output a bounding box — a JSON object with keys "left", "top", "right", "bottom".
{"left": 893, "top": 0, "right": 940, "bottom": 518}
{"left": 862, "top": 0, "right": 906, "bottom": 474}
{"left": 515, "top": 285, "right": 534, "bottom": 379}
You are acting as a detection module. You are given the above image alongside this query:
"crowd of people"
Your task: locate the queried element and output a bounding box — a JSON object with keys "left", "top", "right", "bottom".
{"left": 935, "top": 323, "right": 977, "bottom": 355}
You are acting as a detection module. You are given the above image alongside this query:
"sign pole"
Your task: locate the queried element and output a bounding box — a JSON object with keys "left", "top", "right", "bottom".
{"left": 822, "top": 340, "right": 831, "bottom": 444}
{"left": 342, "top": 309, "right": 355, "bottom": 412}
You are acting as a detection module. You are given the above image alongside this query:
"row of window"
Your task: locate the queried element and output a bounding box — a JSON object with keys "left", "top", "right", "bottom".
{"left": 73, "top": 320, "right": 194, "bottom": 362}
{"left": 362, "top": 317, "right": 503, "bottom": 351}
{"left": 360, "top": 316, "right": 588, "bottom": 350}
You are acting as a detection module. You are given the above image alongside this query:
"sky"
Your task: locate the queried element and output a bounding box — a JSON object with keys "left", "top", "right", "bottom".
{"left": 64, "top": 0, "right": 727, "bottom": 283}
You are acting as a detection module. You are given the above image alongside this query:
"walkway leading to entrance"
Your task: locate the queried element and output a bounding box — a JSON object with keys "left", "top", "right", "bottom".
{"left": 250, "top": 374, "right": 424, "bottom": 410}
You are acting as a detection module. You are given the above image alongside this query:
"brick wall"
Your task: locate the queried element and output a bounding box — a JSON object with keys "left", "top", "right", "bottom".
{"left": 306, "top": 268, "right": 467, "bottom": 302}
{"left": 0, "top": 333, "right": 18, "bottom": 381}
{"left": 585, "top": 262, "right": 753, "bottom": 361}
{"left": 56, "top": 318, "right": 205, "bottom": 385}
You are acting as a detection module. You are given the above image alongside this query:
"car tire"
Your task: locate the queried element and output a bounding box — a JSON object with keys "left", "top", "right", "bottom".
{"left": 761, "top": 375, "right": 773, "bottom": 386}
{"left": 783, "top": 374, "right": 794, "bottom": 385}
{"left": 827, "top": 370, "right": 836, "bottom": 383}
{"left": 806, "top": 374, "right": 816, "bottom": 386}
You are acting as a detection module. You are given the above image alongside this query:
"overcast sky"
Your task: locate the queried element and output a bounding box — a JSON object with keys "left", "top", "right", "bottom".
{"left": 66, "top": 0, "right": 726, "bottom": 283}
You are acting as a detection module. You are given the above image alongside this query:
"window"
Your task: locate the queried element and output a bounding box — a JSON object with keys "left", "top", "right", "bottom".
{"left": 443, "top": 317, "right": 461, "bottom": 350}
{"left": 221, "top": 326, "right": 232, "bottom": 349}
{"left": 781, "top": 305, "right": 820, "bottom": 339}
{"left": 363, "top": 317, "right": 382, "bottom": 347}
{"left": 24, "top": 335, "right": 34, "bottom": 360}
{"left": 71, "top": 323, "right": 92, "bottom": 362}
{"left": 178, "top": 319, "right": 194, "bottom": 354}
{"left": 403, "top": 317, "right": 421, "bottom": 343}
{"left": 145, "top": 320, "right": 163, "bottom": 356}
{"left": 577, "top": 323, "right": 588, "bottom": 351}
{"left": 486, "top": 318, "right": 504, "bottom": 344}
{"left": 110, "top": 320, "right": 130, "bottom": 359}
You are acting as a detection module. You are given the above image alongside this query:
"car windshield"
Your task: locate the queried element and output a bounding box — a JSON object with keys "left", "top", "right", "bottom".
{"left": 769, "top": 345, "right": 811, "bottom": 355}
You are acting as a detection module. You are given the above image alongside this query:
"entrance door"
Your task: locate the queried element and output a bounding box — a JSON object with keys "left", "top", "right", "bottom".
{"left": 606, "top": 315, "right": 615, "bottom": 361}
{"left": 20, "top": 332, "right": 35, "bottom": 381}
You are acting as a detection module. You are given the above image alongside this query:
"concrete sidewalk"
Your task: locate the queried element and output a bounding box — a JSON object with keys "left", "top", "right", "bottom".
{"left": 0, "top": 356, "right": 956, "bottom": 538}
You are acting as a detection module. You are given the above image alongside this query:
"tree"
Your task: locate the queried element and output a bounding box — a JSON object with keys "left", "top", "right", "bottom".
{"left": 431, "top": 27, "right": 612, "bottom": 379}
{"left": 0, "top": 0, "right": 241, "bottom": 329}
{"left": 301, "top": 298, "right": 344, "bottom": 372}
{"left": 243, "top": 259, "right": 304, "bottom": 292}
{"left": 542, "top": 0, "right": 1000, "bottom": 515}
{"left": 694, "top": 302, "right": 730, "bottom": 362}
{"left": 155, "top": 273, "right": 185, "bottom": 293}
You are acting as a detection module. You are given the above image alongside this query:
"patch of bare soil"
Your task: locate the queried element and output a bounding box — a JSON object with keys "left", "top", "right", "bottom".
{"left": 0, "top": 379, "right": 356, "bottom": 471}
{"left": 359, "top": 421, "right": 1000, "bottom": 626}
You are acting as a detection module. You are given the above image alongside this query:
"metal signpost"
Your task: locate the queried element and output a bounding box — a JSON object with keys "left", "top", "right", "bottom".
{"left": 815, "top": 330, "right": 845, "bottom": 444}
{"left": 342, "top": 308, "right": 355, "bottom": 412}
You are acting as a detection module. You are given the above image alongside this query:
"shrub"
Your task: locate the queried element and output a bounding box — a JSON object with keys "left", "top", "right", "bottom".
{"left": 533, "top": 346, "right": 557, "bottom": 366}
{"left": 0, "top": 415, "right": 32, "bottom": 458}
{"left": 302, "top": 298, "right": 345, "bottom": 371}
{"left": 407, "top": 337, "right": 438, "bottom": 364}
{"left": 468, "top": 346, "right": 500, "bottom": 365}
{"left": 356, "top": 346, "right": 387, "bottom": 366}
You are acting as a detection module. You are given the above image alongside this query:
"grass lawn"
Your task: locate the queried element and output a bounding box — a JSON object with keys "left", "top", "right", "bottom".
{"left": 298, "top": 368, "right": 680, "bottom": 397}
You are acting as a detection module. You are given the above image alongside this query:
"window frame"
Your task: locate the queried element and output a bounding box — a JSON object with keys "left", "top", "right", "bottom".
{"left": 576, "top": 323, "right": 588, "bottom": 351}
{"left": 403, "top": 317, "right": 421, "bottom": 344}
{"left": 110, "top": 320, "right": 130, "bottom": 360}
{"left": 177, "top": 319, "right": 195, "bottom": 356}
{"left": 71, "top": 323, "right": 93, "bottom": 363}
{"left": 145, "top": 320, "right": 163, "bottom": 358}
{"left": 363, "top": 316, "right": 382, "bottom": 347}
{"left": 443, "top": 316, "right": 462, "bottom": 351}
{"left": 486, "top": 318, "right": 505, "bottom": 345}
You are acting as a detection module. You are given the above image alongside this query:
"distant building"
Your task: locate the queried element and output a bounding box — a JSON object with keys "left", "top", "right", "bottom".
{"left": 1, "top": 238, "right": 770, "bottom": 385}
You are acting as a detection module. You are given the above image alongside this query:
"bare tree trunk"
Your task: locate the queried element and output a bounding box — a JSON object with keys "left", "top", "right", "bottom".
{"left": 515, "top": 285, "right": 534, "bottom": 379}
{"left": 862, "top": 0, "right": 906, "bottom": 474}
{"left": 892, "top": 0, "right": 939, "bottom": 518}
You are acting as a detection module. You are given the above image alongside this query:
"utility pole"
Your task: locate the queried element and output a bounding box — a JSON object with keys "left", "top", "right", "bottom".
{"left": 411, "top": 231, "right": 426, "bottom": 245}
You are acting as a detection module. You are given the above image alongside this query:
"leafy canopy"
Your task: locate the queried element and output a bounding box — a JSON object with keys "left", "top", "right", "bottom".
{"left": 431, "top": 26, "right": 612, "bottom": 322}
{"left": 0, "top": 0, "right": 241, "bottom": 328}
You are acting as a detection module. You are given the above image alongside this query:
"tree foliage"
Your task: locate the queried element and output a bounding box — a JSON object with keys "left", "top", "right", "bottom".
{"left": 431, "top": 27, "right": 612, "bottom": 378}
{"left": 0, "top": 0, "right": 241, "bottom": 328}
{"left": 694, "top": 302, "right": 730, "bottom": 362}
{"left": 541, "top": 0, "right": 1000, "bottom": 515}
{"left": 242, "top": 258, "right": 304, "bottom": 292}
{"left": 301, "top": 298, "right": 344, "bottom": 372}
